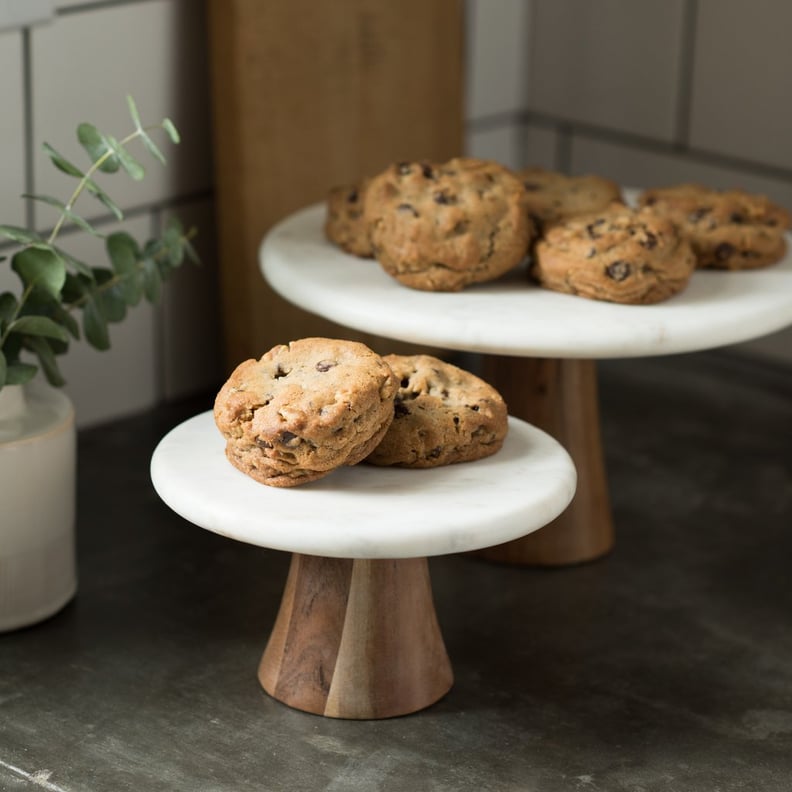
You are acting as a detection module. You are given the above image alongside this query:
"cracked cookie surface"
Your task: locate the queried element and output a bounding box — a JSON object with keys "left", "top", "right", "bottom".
{"left": 638, "top": 183, "right": 791, "bottom": 270}
{"left": 516, "top": 167, "right": 623, "bottom": 232}
{"left": 366, "top": 354, "right": 508, "bottom": 468}
{"left": 364, "top": 157, "right": 535, "bottom": 291}
{"left": 532, "top": 204, "right": 696, "bottom": 304}
{"left": 214, "top": 338, "right": 398, "bottom": 487}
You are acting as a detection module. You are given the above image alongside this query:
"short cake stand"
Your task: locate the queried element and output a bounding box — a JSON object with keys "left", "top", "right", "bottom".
{"left": 150, "top": 413, "right": 576, "bottom": 719}
{"left": 260, "top": 199, "right": 792, "bottom": 566}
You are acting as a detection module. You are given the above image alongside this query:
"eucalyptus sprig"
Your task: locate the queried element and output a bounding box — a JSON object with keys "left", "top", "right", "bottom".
{"left": 0, "top": 96, "right": 198, "bottom": 392}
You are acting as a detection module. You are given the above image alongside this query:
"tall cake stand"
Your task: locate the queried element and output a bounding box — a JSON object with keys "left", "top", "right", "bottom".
{"left": 150, "top": 413, "right": 575, "bottom": 719}
{"left": 260, "top": 202, "right": 792, "bottom": 566}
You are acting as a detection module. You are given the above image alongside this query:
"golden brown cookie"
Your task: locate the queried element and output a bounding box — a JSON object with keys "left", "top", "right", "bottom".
{"left": 532, "top": 203, "right": 696, "bottom": 304}
{"left": 324, "top": 180, "right": 373, "bottom": 257}
{"left": 214, "top": 338, "right": 398, "bottom": 487}
{"left": 516, "top": 167, "right": 623, "bottom": 231}
{"left": 364, "top": 157, "right": 535, "bottom": 292}
{"left": 638, "top": 183, "right": 791, "bottom": 270}
{"left": 366, "top": 354, "right": 508, "bottom": 468}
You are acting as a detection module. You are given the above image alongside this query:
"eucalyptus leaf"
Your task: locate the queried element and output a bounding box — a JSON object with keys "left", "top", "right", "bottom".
{"left": 24, "top": 194, "right": 103, "bottom": 237}
{"left": 0, "top": 225, "right": 43, "bottom": 245}
{"left": 140, "top": 131, "right": 166, "bottom": 166}
{"left": 106, "top": 232, "right": 139, "bottom": 275}
{"left": 7, "top": 315, "right": 70, "bottom": 342}
{"left": 26, "top": 336, "right": 66, "bottom": 387}
{"left": 0, "top": 292, "right": 17, "bottom": 323}
{"left": 12, "top": 247, "right": 66, "bottom": 298}
{"left": 83, "top": 178, "right": 123, "bottom": 220}
{"left": 77, "top": 123, "right": 120, "bottom": 173}
{"left": 106, "top": 136, "right": 145, "bottom": 181}
{"left": 6, "top": 362, "right": 38, "bottom": 386}
{"left": 51, "top": 303, "right": 80, "bottom": 340}
{"left": 142, "top": 258, "right": 162, "bottom": 303}
{"left": 127, "top": 95, "right": 142, "bottom": 131}
{"left": 43, "top": 143, "right": 85, "bottom": 179}
{"left": 54, "top": 246, "right": 94, "bottom": 279}
{"left": 161, "top": 118, "right": 180, "bottom": 144}
{"left": 82, "top": 297, "right": 110, "bottom": 350}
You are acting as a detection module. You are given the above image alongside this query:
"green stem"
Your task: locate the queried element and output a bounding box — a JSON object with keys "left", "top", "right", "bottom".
{"left": 46, "top": 125, "right": 162, "bottom": 246}
{"left": 0, "top": 282, "right": 36, "bottom": 348}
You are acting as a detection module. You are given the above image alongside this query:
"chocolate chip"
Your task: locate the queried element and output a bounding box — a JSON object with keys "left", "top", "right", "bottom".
{"left": 428, "top": 446, "right": 442, "bottom": 459}
{"left": 730, "top": 212, "right": 745, "bottom": 224}
{"left": 523, "top": 181, "right": 540, "bottom": 191}
{"left": 274, "top": 365, "right": 289, "bottom": 379}
{"left": 453, "top": 416, "right": 460, "bottom": 425}
{"left": 433, "top": 191, "right": 454, "bottom": 205}
{"left": 397, "top": 162, "right": 411, "bottom": 175}
{"left": 279, "top": 431, "right": 299, "bottom": 446}
{"left": 347, "top": 189, "right": 358, "bottom": 203}
{"left": 255, "top": 438, "right": 273, "bottom": 449}
{"left": 715, "top": 242, "right": 735, "bottom": 261}
{"left": 315, "top": 360, "right": 336, "bottom": 372}
{"left": 586, "top": 219, "right": 605, "bottom": 239}
{"left": 394, "top": 402, "right": 410, "bottom": 419}
{"left": 400, "top": 377, "right": 410, "bottom": 388}
{"left": 470, "top": 404, "right": 480, "bottom": 411}
{"left": 421, "top": 163, "right": 434, "bottom": 179}
{"left": 689, "top": 207, "right": 711, "bottom": 223}
{"left": 605, "top": 260, "right": 632, "bottom": 281}
{"left": 641, "top": 231, "right": 658, "bottom": 249}
{"left": 397, "top": 203, "right": 419, "bottom": 217}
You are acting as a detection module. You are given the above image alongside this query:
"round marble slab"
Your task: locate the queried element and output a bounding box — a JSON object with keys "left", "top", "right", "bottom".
{"left": 260, "top": 203, "right": 792, "bottom": 359}
{"left": 150, "top": 413, "right": 576, "bottom": 559}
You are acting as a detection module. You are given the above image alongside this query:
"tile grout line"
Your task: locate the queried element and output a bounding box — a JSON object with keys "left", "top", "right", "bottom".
{"left": 673, "top": 0, "right": 699, "bottom": 146}
{"left": 0, "top": 758, "right": 70, "bottom": 792}
{"left": 21, "top": 26, "right": 35, "bottom": 230}
{"left": 56, "top": 0, "right": 160, "bottom": 16}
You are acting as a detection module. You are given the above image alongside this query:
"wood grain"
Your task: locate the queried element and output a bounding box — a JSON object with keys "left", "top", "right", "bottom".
{"left": 207, "top": 0, "right": 464, "bottom": 369}
{"left": 476, "top": 356, "right": 614, "bottom": 565}
{"left": 258, "top": 554, "right": 453, "bottom": 719}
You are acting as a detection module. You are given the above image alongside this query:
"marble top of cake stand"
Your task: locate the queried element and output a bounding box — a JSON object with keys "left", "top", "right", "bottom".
{"left": 260, "top": 203, "right": 792, "bottom": 359}
{"left": 150, "top": 413, "right": 576, "bottom": 559}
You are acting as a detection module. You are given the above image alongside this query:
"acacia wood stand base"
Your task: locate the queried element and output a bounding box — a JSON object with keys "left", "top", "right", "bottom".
{"left": 258, "top": 554, "right": 453, "bottom": 719}
{"left": 476, "top": 356, "right": 614, "bottom": 566}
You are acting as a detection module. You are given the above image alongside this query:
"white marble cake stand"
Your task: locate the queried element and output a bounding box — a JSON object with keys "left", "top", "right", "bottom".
{"left": 260, "top": 201, "right": 792, "bottom": 566}
{"left": 150, "top": 412, "right": 576, "bottom": 719}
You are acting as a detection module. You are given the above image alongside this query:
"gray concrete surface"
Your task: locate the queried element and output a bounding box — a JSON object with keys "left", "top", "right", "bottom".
{"left": 1, "top": 351, "right": 791, "bottom": 791}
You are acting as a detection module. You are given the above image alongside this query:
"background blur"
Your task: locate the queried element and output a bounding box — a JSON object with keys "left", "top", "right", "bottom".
{"left": 0, "top": 0, "right": 789, "bottom": 427}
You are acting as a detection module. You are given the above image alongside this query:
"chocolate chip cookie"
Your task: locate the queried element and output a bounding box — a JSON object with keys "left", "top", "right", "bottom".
{"left": 638, "top": 184, "right": 791, "bottom": 270}
{"left": 214, "top": 338, "right": 398, "bottom": 487}
{"left": 532, "top": 203, "right": 696, "bottom": 304}
{"left": 516, "top": 167, "right": 623, "bottom": 231}
{"left": 366, "top": 354, "right": 508, "bottom": 468}
{"left": 364, "top": 157, "right": 535, "bottom": 291}
{"left": 324, "top": 179, "right": 373, "bottom": 257}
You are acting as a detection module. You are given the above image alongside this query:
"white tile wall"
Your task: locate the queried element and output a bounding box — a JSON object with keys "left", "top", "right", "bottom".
{"left": 0, "top": 29, "right": 27, "bottom": 228}
{"left": 465, "top": 125, "right": 523, "bottom": 171}
{"left": 690, "top": 0, "right": 792, "bottom": 171}
{"left": 569, "top": 136, "right": 792, "bottom": 211}
{"left": 527, "top": 0, "right": 687, "bottom": 142}
{"left": 31, "top": 0, "right": 212, "bottom": 227}
{"left": 159, "top": 199, "right": 222, "bottom": 400}
{"left": 465, "top": 0, "right": 531, "bottom": 120}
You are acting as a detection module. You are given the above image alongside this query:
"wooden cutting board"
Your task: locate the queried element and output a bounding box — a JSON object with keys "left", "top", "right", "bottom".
{"left": 208, "top": 0, "right": 464, "bottom": 369}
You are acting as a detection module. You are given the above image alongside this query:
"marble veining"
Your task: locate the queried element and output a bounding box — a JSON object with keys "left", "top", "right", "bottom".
{"left": 260, "top": 202, "right": 792, "bottom": 359}
{"left": 150, "top": 413, "right": 577, "bottom": 559}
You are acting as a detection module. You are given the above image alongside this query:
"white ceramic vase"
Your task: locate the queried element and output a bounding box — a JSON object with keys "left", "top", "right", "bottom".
{"left": 0, "top": 382, "right": 77, "bottom": 631}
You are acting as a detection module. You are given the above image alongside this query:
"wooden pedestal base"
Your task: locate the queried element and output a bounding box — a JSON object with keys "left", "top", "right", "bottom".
{"left": 477, "top": 356, "right": 614, "bottom": 566}
{"left": 258, "top": 554, "right": 453, "bottom": 719}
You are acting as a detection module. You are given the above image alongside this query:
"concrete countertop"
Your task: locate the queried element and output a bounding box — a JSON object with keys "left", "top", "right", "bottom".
{"left": 1, "top": 351, "right": 791, "bottom": 791}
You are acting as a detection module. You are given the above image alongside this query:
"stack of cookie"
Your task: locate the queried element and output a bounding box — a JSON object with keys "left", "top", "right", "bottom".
{"left": 325, "top": 158, "right": 791, "bottom": 306}
{"left": 214, "top": 338, "right": 508, "bottom": 488}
